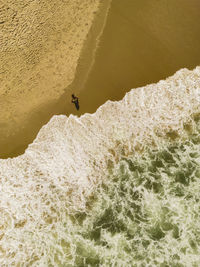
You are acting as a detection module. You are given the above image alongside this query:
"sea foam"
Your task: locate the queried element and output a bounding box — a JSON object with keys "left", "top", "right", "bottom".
{"left": 0, "top": 67, "right": 200, "bottom": 266}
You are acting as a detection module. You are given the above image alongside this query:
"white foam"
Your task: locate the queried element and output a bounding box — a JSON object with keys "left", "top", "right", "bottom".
{"left": 0, "top": 67, "right": 200, "bottom": 265}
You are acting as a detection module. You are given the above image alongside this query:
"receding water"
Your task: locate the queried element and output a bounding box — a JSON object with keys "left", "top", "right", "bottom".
{"left": 1, "top": 0, "right": 200, "bottom": 158}
{"left": 67, "top": 0, "right": 200, "bottom": 114}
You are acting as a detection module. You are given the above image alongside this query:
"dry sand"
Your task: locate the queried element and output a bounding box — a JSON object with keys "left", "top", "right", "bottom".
{"left": 0, "top": 0, "right": 108, "bottom": 158}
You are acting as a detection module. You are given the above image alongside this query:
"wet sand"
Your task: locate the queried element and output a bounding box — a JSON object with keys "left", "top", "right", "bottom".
{"left": 1, "top": 0, "right": 200, "bottom": 158}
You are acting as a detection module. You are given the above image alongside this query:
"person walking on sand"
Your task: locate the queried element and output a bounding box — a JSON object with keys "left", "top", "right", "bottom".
{"left": 71, "top": 94, "right": 79, "bottom": 110}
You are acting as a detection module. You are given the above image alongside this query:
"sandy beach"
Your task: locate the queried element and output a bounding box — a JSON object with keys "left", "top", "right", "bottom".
{"left": 0, "top": 0, "right": 110, "bottom": 158}
{"left": 1, "top": 0, "right": 200, "bottom": 158}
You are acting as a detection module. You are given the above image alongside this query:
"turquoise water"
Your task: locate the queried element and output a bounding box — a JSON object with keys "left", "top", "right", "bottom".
{"left": 54, "top": 114, "right": 200, "bottom": 266}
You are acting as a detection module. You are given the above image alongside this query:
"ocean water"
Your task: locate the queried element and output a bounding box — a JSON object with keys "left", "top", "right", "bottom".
{"left": 0, "top": 67, "right": 200, "bottom": 266}
{"left": 70, "top": 129, "right": 200, "bottom": 266}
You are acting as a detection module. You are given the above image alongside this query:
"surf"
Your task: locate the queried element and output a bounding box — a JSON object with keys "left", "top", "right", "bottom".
{"left": 0, "top": 67, "right": 199, "bottom": 265}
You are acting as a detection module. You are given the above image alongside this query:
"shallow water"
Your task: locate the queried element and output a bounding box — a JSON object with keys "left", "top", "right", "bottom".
{"left": 67, "top": 0, "right": 200, "bottom": 114}
{"left": 1, "top": 0, "right": 200, "bottom": 158}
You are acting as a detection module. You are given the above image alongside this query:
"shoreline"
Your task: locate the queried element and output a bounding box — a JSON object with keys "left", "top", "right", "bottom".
{"left": 2, "top": 0, "right": 200, "bottom": 158}
{"left": 0, "top": 0, "right": 111, "bottom": 158}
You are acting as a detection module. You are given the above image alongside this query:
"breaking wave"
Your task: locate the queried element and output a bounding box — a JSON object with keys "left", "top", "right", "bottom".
{"left": 0, "top": 67, "right": 200, "bottom": 266}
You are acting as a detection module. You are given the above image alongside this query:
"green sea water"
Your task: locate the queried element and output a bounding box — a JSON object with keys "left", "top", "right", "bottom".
{"left": 49, "top": 114, "right": 200, "bottom": 266}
